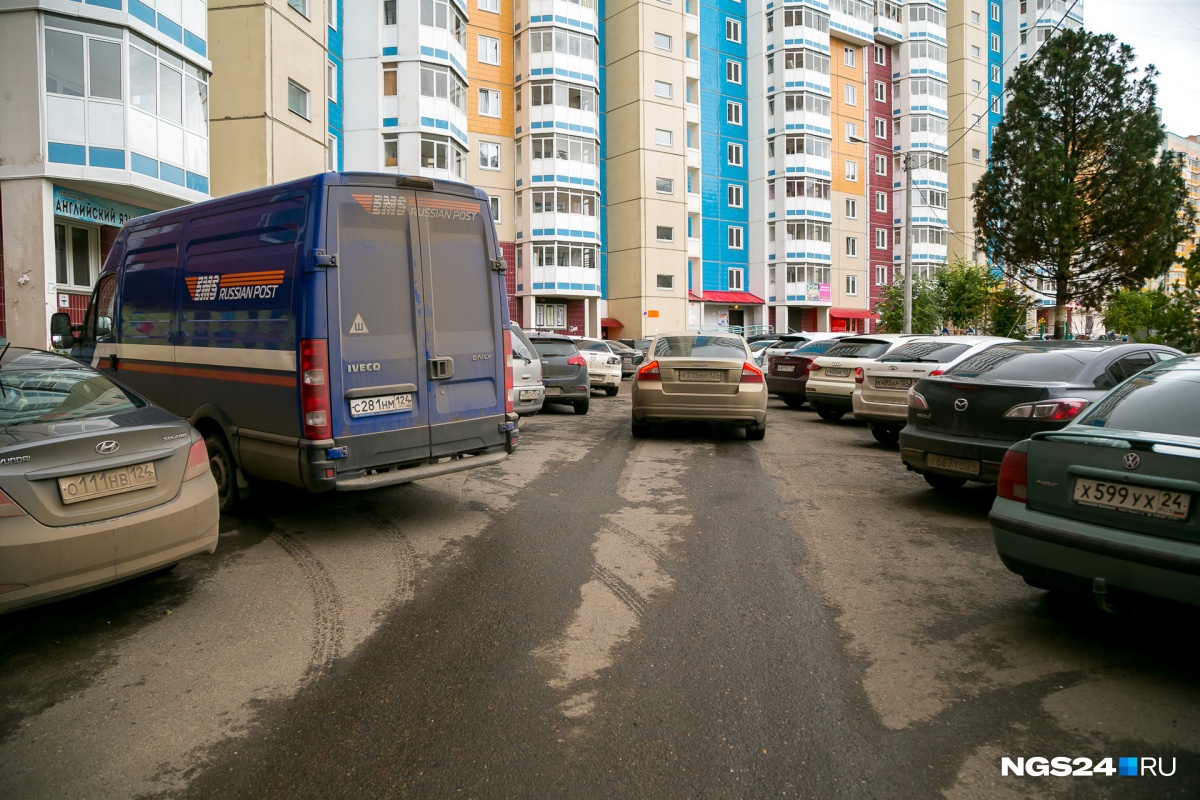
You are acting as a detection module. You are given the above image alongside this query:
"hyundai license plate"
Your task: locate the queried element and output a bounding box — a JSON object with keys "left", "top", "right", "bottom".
{"left": 776, "top": 365, "right": 796, "bottom": 373}
{"left": 349, "top": 393, "right": 413, "bottom": 418}
{"left": 876, "top": 377, "right": 912, "bottom": 389}
{"left": 59, "top": 462, "right": 157, "bottom": 504}
{"left": 823, "top": 368, "right": 851, "bottom": 377}
{"left": 679, "top": 370, "right": 722, "bottom": 382}
{"left": 1072, "top": 478, "right": 1190, "bottom": 520}
{"left": 926, "top": 453, "right": 980, "bottom": 476}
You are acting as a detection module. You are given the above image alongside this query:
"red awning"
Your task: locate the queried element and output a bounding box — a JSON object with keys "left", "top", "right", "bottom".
{"left": 686, "top": 290, "right": 766, "bottom": 305}
{"left": 600, "top": 317, "right": 623, "bottom": 328}
{"left": 829, "top": 308, "right": 879, "bottom": 320}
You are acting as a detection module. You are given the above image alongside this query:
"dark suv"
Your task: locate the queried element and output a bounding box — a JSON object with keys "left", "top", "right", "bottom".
{"left": 527, "top": 333, "right": 591, "bottom": 415}
{"left": 900, "top": 341, "right": 1182, "bottom": 491}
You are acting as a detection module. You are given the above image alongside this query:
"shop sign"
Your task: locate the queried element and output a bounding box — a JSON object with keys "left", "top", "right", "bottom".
{"left": 53, "top": 186, "right": 153, "bottom": 227}
{"left": 796, "top": 283, "right": 832, "bottom": 302}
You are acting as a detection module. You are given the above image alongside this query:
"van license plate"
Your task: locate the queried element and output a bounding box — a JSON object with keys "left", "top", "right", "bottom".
{"left": 926, "top": 453, "right": 980, "bottom": 476}
{"left": 59, "top": 462, "right": 157, "bottom": 504}
{"left": 349, "top": 393, "right": 413, "bottom": 417}
{"left": 1072, "top": 478, "right": 1190, "bottom": 520}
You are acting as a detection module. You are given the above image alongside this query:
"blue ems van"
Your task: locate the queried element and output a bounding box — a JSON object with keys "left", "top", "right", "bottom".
{"left": 52, "top": 173, "right": 518, "bottom": 511}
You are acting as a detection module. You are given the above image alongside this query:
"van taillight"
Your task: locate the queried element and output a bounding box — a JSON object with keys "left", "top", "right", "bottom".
{"left": 183, "top": 438, "right": 210, "bottom": 481}
{"left": 503, "top": 329, "right": 514, "bottom": 415}
{"left": 300, "top": 338, "right": 332, "bottom": 440}
{"left": 997, "top": 449, "right": 1028, "bottom": 503}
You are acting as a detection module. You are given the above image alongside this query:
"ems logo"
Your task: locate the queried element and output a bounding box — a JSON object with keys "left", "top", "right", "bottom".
{"left": 352, "top": 193, "right": 407, "bottom": 216}
{"left": 186, "top": 270, "right": 285, "bottom": 301}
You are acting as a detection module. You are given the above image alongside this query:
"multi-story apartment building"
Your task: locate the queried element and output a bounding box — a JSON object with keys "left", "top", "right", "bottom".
{"left": 1164, "top": 132, "right": 1200, "bottom": 290}
{"left": 0, "top": 0, "right": 212, "bottom": 346}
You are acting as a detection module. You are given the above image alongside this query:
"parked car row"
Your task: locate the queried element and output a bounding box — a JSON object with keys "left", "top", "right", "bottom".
{"left": 766, "top": 332, "right": 1199, "bottom": 610}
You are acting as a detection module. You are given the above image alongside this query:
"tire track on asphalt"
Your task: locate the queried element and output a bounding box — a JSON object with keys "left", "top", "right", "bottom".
{"left": 268, "top": 529, "right": 344, "bottom": 674}
{"left": 362, "top": 510, "right": 417, "bottom": 609}
{"left": 591, "top": 564, "right": 647, "bottom": 619}
{"left": 600, "top": 519, "right": 670, "bottom": 570}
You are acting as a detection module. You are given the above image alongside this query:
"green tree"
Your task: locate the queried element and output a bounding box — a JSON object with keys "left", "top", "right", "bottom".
{"left": 934, "top": 258, "right": 998, "bottom": 331}
{"left": 985, "top": 283, "right": 1031, "bottom": 339}
{"left": 1102, "top": 288, "right": 1168, "bottom": 340}
{"left": 1155, "top": 250, "right": 1200, "bottom": 352}
{"left": 874, "top": 278, "right": 943, "bottom": 334}
{"left": 973, "top": 28, "right": 1194, "bottom": 339}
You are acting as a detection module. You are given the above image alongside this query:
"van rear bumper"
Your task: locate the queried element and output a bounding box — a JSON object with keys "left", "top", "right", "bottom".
{"left": 333, "top": 449, "right": 508, "bottom": 490}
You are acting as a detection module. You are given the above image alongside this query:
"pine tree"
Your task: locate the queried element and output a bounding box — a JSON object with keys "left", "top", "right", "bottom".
{"left": 973, "top": 28, "right": 1194, "bottom": 339}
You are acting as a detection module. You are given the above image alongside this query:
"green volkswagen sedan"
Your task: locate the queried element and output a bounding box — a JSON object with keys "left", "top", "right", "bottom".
{"left": 990, "top": 353, "right": 1200, "bottom": 609}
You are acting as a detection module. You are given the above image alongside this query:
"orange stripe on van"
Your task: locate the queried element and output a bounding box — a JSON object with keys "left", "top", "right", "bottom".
{"left": 420, "top": 200, "right": 481, "bottom": 211}
{"left": 118, "top": 361, "right": 296, "bottom": 387}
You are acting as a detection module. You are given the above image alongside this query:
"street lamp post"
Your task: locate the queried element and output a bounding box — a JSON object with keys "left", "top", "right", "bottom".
{"left": 902, "top": 152, "right": 913, "bottom": 334}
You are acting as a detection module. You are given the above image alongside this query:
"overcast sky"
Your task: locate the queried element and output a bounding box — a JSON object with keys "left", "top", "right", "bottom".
{"left": 1084, "top": 0, "right": 1200, "bottom": 137}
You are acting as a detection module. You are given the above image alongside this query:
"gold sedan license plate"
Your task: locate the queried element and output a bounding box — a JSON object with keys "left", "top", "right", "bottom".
{"left": 679, "top": 370, "right": 722, "bottom": 382}
{"left": 927, "top": 453, "right": 980, "bottom": 476}
{"left": 59, "top": 462, "right": 157, "bottom": 504}
{"left": 350, "top": 393, "right": 413, "bottom": 418}
{"left": 1073, "top": 478, "right": 1190, "bottom": 520}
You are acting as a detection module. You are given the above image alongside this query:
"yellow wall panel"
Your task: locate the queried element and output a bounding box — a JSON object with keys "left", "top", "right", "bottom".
{"left": 830, "top": 37, "right": 867, "bottom": 198}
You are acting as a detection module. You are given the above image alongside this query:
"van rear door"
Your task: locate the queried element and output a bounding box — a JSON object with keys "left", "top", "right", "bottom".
{"left": 324, "top": 186, "right": 430, "bottom": 466}
{"left": 412, "top": 191, "right": 507, "bottom": 457}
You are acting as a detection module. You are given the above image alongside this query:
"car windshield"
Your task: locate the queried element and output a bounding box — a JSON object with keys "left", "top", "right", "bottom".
{"left": 946, "top": 345, "right": 1099, "bottom": 382}
{"left": 822, "top": 340, "right": 891, "bottom": 359}
{"left": 881, "top": 342, "right": 971, "bottom": 363}
{"left": 0, "top": 363, "right": 144, "bottom": 428}
{"left": 1074, "top": 364, "right": 1200, "bottom": 438}
{"left": 531, "top": 340, "right": 577, "bottom": 358}
{"left": 654, "top": 335, "right": 747, "bottom": 359}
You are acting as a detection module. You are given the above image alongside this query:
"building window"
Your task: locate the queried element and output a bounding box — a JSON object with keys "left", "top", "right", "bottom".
{"left": 479, "top": 88, "right": 501, "bottom": 117}
{"left": 657, "top": 226, "right": 674, "bottom": 242}
{"left": 479, "top": 0, "right": 499, "bottom": 12}
{"left": 972, "top": 148, "right": 982, "bottom": 161}
{"left": 384, "top": 134, "right": 398, "bottom": 167}
{"left": 727, "top": 101, "right": 742, "bottom": 125}
{"left": 657, "top": 274, "right": 674, "bottom": 289}
{"left": 654, "top": 80, "right": 673, "bottom": 98}
{"left": 971, "top": 79, "right": 982, "bottom": 92}
{"left": 845, "top": 122, "right": 858, "bottom": 141}
{"left": 327, "top": 136, "right": 338, "bottom": 171}
{"left": 728, "top": 226, "right": 743, "bottom": 250}
{"left": 971, "top": 10, "right": 981, "bottom": 23}
{"left": 876, "top": 265, "right": 888, "bottom": 285}
{"left": 991, "top": 33, "right": 1000, "bottom": 52}
{"left": 845, "top": 160, "right": 858, "bottom": 181}
{"left": 654, "top": 32, "right": 672, "bottom": 50}
{"left": 328, "top": 0, "right": 337, "bottom": 29}
{"left": 655, "top": 129, "right": 673, "bottom": 146}
{"left": 991, "top": 3, "right": 999, "bottom": 21}
{"left": 327, "top": 61, "right": 337, "bottom": 101}
{"left": 287, "top": 0, "right": 308, "bottom": 17}
{"left": 535, "top": 304, "right": 567, "bottom": 328}
{"left": 971, "top": 45, "right": 981, "bottom": 58}
{"left": 874, "top": 81, "right": 886, "bottom": 102}
{"left": 479, "top": 141, "right": 500, "bottom": 170}
{"left": 874, "top": 45, "right": 885, "bottom": 65}
{"left": 846, "top": 274, "right": 858, "bottom": 294}
{"left": 845, "top": 85, "right": 856, "bottom": 106}
{"left": 384, "top": 67, "right": 397, "bottom": 96}
{"left": 727, "top": 60, "right": 742, "bottom": 84}
{"left": 479, "top": 35, "right": 500, "bottom": 65}
{"left": 875, "top": 118, "right": 887, "bottom": 139}
{"left": 875, "top": 154, "right": 887, "bottom": 175}
{"left": 488, "top": 195, "right": 501, "bottom": 222}
{"left": 845, "top": 198, "right": 857, "bottom": 219}
{"left": 728, "top": 268, "right": 744, "bottom": 291}
{"left": 383, "top": 0, "right": 396, "bottom": 23}
{"left": 991, "top": 96, "right": 1001, "bottom": 113}
{"left": 421, "top": 134, "right": 467, "bottom": 178}
{"left": 728, "top": 184, "right": 743, "bottom": 208}
{"left": 992, "top": 65, "right": 1001, "bottom": 83}
{"left": 875, "top": 191, "right": 887, "bottom": 212}
{"left": 726, "top": 18, "right": 741, "bottom": 43}
{"left": 727, "top": 142, "right": 743, "bottom": 166}
{"left": 846, "top": 238, "right": 858, "bottom": 258}
{"left": 287, "top": 80, "right": 310, "bottom": 119}
{"left": 875, "top": 228, "right": 887, "bottom": 249}
{"left": 54, "top": 222, "right": 98, "bottom": 288}
{"left": 843, "top": 46, "right": 856, "bottom": 67}
{"left": 656, "top": 177, "right": 674, "bottom": 193}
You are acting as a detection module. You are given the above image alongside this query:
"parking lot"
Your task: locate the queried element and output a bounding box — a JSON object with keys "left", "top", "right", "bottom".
{"left": 2, "top": 384, "right": 1199, "bottom": 798}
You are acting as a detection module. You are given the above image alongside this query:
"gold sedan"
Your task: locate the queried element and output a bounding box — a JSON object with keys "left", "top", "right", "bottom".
{"left": 631, "top": 333, "right": 767, "bottom": 440}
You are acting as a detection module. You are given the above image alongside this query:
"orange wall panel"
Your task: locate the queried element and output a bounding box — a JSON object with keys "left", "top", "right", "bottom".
{"left": 830, "top": 37, "right": 868, "bottom": 197}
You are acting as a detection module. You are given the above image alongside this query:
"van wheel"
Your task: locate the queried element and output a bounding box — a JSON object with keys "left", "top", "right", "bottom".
{"left": 573, "top": 399, "right": 590, "bottom": 415}
{"left": 204, "top": 432, "right": 240, "bottom": 513}
{"left": 605, "top": 386, "right": 619, "bottom": 397}
{"left": 923, "top": 473, "right": 967, "bottom": 492}
{"left": 814, "top": 405, "right": 845, "bottom": 422}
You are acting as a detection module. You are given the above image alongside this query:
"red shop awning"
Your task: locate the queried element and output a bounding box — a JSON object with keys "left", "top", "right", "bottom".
{"left": 600, "top": 317, "right": 623, "bottom": 328}
{"left": 686, "top": 290, "right": 766, "bottom": 305}
{"left": 829, "top": 308, "right": 880, "bottom": 320}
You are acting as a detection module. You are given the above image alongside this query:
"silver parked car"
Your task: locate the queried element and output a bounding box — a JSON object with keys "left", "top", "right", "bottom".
{"left": 510, "top": 326, "right": 545, "bottom": 416}
{"left": 0, "top": 347, "right": 219, "bottom": 615}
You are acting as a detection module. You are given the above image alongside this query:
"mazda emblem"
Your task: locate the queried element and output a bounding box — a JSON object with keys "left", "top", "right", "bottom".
{"left": 96, "top": 440, "right": 120, "bottom": 455}
{"left": 1122, "top": 452, "right": 1140, "bottom": 471}
{"left": 954, "top": 398, "right": 968, "bottom": 411}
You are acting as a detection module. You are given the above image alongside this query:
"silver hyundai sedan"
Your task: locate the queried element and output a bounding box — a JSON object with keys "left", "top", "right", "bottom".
{"left": 0, "top": 347, "right": 219, "bottom": 615}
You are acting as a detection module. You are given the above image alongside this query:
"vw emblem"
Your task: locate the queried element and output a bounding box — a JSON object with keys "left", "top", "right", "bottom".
{"left": 1122, "top": 452, "right": 1141, "bottom": 471}
{"left": 954, "top": 398, "right": 969, "bottom": 411}
{"left": 96, "top": 440, "right": 120, "bottom": 455}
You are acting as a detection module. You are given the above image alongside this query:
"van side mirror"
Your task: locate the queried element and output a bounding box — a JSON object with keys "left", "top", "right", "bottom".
{"left": 50, "top": 312, "right": 75, "bottom": 348}
{"left": 96, "top": 315, "right": 113, "bottom": 337}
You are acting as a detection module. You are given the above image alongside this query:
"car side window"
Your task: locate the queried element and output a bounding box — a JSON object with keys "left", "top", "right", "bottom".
{"left": 1115, "top": 352, "right": 1156, "bottom": 381}
{"left": 1097, "top": 362, "right": 1124, "bottom": 390}
{"left": 512, "top": 332, "right": 533, "bottom": 361}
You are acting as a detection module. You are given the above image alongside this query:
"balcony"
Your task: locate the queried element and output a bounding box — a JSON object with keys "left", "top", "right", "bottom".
{"left": 530, "top": 266, "right": 602, "bottom": 295}
{"left": 687, "top": 236, "right": 701, "bottom": 258}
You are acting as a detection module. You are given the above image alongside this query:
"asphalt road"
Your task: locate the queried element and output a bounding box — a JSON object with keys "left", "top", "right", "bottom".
{"left": 2, "top": 383, "right": 1199, "bottom": 798}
